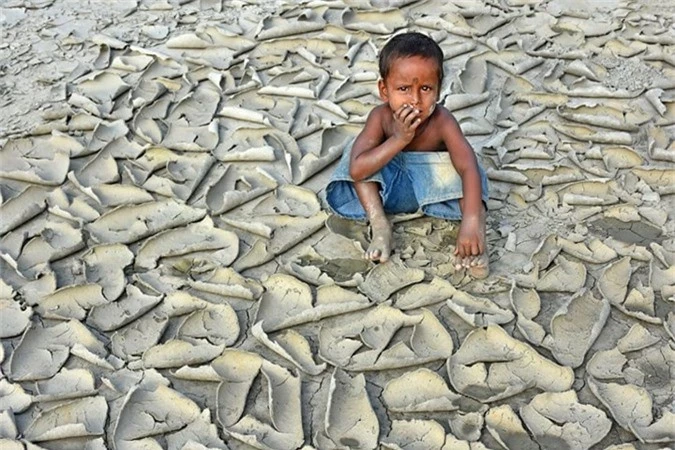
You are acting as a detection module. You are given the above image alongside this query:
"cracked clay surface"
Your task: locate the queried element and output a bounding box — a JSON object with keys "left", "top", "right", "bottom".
{"left": 0, "top": 0, "right": 674, "bottom": 449}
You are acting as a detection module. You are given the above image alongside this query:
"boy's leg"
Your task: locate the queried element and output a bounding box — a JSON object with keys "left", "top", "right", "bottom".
{"left": 354, "top": 180, "right": 392, "bottom": 262}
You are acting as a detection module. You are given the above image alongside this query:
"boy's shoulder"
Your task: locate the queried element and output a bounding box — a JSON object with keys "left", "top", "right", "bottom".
{"left": 431, "top": 104, "right": 456, "bottom": 121}
{"left": 423, "top": 104, "right": 457, "bottom": 128}
{"left": 369, "top": 103, "right": 391, "bottom": 119}
{"left": 429, "top": 105, "right": 462, "bottom": 133}
{"left": 363, "top": 104, "right": 393, "bottom": 131}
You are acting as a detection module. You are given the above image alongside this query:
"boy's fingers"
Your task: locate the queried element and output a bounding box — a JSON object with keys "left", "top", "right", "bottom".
{"left": 460, "top": 244, "right": 470, "bottom": 258}
{"left": 397, "top": 104, "right": 411, "bottom": 115}
{"left": 404, "top": 110, "right": 420, "bottom": 126}
{"left": 400, "top": 107, "right": 416, "bottom": 121}
{"left": 457, "top": 241, "right": 480, "bottom": 258}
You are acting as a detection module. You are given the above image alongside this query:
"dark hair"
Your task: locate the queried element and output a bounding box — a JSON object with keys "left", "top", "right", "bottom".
{"left": 379, "top": 32, "right": 444, "bottom": 83}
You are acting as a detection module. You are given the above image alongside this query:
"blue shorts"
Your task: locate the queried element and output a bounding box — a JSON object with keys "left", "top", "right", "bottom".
{"left": 325, "top": 147, "right": 489, "bottom": 221}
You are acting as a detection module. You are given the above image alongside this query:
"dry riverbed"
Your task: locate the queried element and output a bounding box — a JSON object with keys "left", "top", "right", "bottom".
{"left": 0, "top": 0, "right": 674, "bottom": 449}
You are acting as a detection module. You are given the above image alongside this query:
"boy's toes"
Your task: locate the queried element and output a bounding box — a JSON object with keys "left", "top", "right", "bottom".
{"left": 454, "top": 256, "right": 471, "bottom": 271}
{"left": 365, "top": 220, "right": 392, "bottom": 263}
{"left": 365, "top": 244, "right": 391, "bottom": 262}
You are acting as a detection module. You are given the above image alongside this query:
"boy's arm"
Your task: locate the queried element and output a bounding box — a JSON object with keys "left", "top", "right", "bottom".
{"left": 350, "top": 105, "right": 422, "bottom": 181}
{"left": 441, "top": 111, "right": 482, "bottom": 216}
{"left": 440, "top": 111, "right": 485, "bottom": 255}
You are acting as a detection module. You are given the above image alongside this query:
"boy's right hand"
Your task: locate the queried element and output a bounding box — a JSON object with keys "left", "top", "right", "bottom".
{"left": 392, "top": 104, "right": 422, "bottom": 144}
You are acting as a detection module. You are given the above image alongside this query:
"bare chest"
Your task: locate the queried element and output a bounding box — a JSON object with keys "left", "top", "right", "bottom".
{"left": 383, "top": 117, "right": 445, "bottom": 151}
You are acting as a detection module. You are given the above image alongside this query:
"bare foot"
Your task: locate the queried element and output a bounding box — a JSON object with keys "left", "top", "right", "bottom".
{"left": 365, "top": 216, "right": 392, "bottom": 262}
{"left": 470, "top": 207, "right": 489, "bottom": 278}
{"left": 468, "top": 253, "right": 490, "bottom": 279}
{"left": 454, "top": 253, "right": 489, "bottom": 278}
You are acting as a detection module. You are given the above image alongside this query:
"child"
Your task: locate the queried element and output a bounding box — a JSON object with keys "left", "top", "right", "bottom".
{"left": 325, "top": 32, "right": 490, "bottom": 278}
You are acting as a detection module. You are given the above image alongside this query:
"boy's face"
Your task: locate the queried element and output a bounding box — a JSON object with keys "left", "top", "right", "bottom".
{"left": 378, "top": 55, "right": 441, "bottom": 123}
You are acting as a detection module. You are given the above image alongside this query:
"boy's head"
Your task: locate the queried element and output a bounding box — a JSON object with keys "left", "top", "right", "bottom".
{"left": 378, "top": 32, "right": 444, "bottom": 84}
{"left": 377, "top": 32, "right": 444, "bottom": 122}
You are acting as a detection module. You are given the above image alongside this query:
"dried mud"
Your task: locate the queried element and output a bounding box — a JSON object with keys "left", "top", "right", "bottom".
{"left": 1, "top": 0, "right": 674, "bottom": 449}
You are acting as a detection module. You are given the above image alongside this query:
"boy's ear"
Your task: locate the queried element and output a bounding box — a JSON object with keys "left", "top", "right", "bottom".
{"left": 378, "top": 79, "right": 389, "bottom": 102}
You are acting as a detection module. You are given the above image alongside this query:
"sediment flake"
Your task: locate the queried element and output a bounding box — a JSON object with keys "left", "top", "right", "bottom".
{"left": 319, "top": 305, "right": 454, "bottom": 371}
{"left": 213, "top": 350, "right": 304, "bottom": 449}
{"left": 256, "top": 274, "right": 371, "bottom": 332}
{"left": 448, "top": 325, "right": 574, "bottom": 402}
{"left": 520, "top": 390, "right": 612, "bottom": 449}
{"left": 316, "top": 369, "right": 379, "bottom": 450}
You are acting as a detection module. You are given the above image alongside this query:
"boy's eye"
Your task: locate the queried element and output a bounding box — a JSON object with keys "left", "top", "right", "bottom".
{"left": 398, "top": 87, "right": 408, "bottom": 91}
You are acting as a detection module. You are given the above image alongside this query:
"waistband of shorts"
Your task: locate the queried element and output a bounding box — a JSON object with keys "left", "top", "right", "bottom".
{"left": 398, "top": 151, "right": 451, "bottom": 162}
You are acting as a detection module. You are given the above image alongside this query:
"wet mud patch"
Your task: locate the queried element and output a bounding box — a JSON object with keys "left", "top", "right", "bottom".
{"left": 590, "top": 217, "right": 664, "bottom": 245}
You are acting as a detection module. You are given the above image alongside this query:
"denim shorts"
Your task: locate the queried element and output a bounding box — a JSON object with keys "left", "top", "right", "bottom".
{"left": 325, "top": 147, "right": 489, "bottom": 220}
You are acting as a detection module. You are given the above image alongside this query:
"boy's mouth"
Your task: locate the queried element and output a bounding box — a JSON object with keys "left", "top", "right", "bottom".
{"left": 402, "top": 103, "right": 435, "bottom": 117}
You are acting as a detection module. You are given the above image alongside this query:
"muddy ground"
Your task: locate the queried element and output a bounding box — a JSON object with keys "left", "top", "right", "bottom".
{"left": 0, "top": 0, "right": 674, "bottom": 449}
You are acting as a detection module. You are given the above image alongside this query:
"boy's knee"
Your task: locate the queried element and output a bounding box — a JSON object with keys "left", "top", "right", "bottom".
{"left": 349, "top": 166, "right": 364, "bottom": 182}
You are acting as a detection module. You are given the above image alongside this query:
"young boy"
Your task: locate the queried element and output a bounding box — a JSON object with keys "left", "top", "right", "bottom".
{"left": 325, "top": 32, "right": 490, "bottom": 277}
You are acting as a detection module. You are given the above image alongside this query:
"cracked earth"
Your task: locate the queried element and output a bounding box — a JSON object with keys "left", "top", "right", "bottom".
{"left": 0, "top": 0, "right": 674, "bottom": 449}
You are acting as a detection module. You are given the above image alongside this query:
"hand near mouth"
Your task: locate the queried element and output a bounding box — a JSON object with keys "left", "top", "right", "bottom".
{"left": 392, "top": 103, "right": 422, "bottom": 144}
